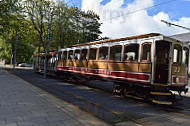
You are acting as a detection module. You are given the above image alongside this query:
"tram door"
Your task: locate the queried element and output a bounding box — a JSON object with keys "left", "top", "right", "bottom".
{"left": 154, "top": 41, "right": 170, "bottom": 84}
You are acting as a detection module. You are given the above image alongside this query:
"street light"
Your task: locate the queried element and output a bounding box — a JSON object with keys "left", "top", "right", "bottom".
{"left": 13, "top": 32, "right": 19, "bottom": 69}
{"left": 44, "top": 11, "right": 54, "bottom": 78}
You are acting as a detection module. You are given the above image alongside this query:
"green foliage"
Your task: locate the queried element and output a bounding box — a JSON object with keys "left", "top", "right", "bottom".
{"left": 0, "top": 0, "right": 23, "bottom": 36}
{"left": 79, "top": 10, "right": 102, "bottom": 43}
{"left": 0, "top": 38, "right": 12, "bottom": 62}
{"left": 51, "top": 3, "right": 102, "bottom": 49}
{"left": 24, "top": 0, "right": 55, "bottom": 53}
{"left": 0, "top": 19, "right": 37, "bottom": 63}
{"left": 0, "top": 0, "right": 103, "bottom": 64}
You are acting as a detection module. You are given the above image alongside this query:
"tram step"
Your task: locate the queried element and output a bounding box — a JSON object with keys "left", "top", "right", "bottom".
{"left": 150, "top": 92, "right": 171, "bottom": 96}
{"left": 152, "top": 100, "right": 172, "bottom": 105}
{"left": 152, "top": 83, "right": 168, "bottom": 87}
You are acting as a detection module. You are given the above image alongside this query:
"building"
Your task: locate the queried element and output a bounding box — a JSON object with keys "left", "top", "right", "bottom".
{"left": 0, "top": 60, "right": 5, "bottom": 66}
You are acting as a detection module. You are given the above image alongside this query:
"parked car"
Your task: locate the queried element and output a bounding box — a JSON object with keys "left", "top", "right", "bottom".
{"left": 18, "top": 63, "right": 32, "bottom": 67}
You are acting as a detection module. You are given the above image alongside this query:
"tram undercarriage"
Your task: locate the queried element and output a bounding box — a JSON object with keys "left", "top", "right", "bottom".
{"left": 113, "top": 81, "right": 188, "bottom": 105}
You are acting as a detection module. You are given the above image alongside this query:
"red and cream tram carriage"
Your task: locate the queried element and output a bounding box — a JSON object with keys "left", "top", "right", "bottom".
{"left": 33, "top": 52, "right": 58, "bottom": 74}
{"left": 34, "top": 33, "right": 189, "bottom": 105}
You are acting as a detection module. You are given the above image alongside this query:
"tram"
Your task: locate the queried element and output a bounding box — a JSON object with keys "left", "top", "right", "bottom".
{"left": 33, "top": 52, "right": 57, "bottom": 74}
{"left": 34, "top": 33, "right": 189, "bottom": 105}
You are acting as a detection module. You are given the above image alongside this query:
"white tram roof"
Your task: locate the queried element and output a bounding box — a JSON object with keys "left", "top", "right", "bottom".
{"left": 169, "top": 32, "right": 190, "bottom": 43}
{"left": 58, "top": 33, "right": 188, "bottom": 52}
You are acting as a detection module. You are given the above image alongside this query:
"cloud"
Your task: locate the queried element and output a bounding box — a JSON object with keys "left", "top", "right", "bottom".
{"left": 82, "top": 0, "right": 190, "bottom": 38}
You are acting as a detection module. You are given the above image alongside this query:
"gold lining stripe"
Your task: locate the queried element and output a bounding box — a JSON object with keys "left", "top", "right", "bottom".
{"left": 152, "top": 100, "right": 172, "bottom": 105}
{"left": 152, "top": 84, "right": 168, "bottom": 86}
{"left": 150, "top": 92, "right": 171, "bottom": 96}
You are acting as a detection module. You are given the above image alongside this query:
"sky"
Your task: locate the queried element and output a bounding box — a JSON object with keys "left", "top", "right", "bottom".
{"left": 64, "top": 0, "right": 190, "bottom": 38}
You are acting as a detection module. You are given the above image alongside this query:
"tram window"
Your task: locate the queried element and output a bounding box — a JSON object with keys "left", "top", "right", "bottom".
{"left": 81, "top": 49, "right": 88, "bottom": 60}
{"left": 124, "top": 44, "right": 139, "bottom": 61}
{"left": 182, "top": 47, "right": 189, "bottom": 65}
{"left": 99, "top": 47, "right": 108, "bottom": 60}
{"left": 58, "top": 52, "right": 62, "bottom": 60}
{"left": 173, "top": 44, "right": 182, "bottom": 63}
{"left": 142, "top": 43, "right": 151, "bottom": 61}
{"left": 68, "top": 50, "right": 73, "bottom": 60}
{"left": 59, "top": 52, "right": 64, "bottom": 60}
{"left": 110, "top": 46, "right": 122, "bottom": 61}
{"left": 74, "top": 50, "right": 80, "bottom": 60}
{"left": 55, "top": 54, "right": 58, "bottom": 61}
{"left": 63, "top": 51, "right": 67, "bottom": 60}
{"left": 89, "top": 48, "right": 97, "bottom": 60}
{"left": 37, "top": 57, "right": 39, "bottom": 65}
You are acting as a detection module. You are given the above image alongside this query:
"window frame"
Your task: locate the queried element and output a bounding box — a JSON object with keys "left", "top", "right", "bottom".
{"left": 182, "top": 46, "right": 189, "bottom": 66}
{"left": 68, "top": 50, "right": 74, "bottom": 60}
{"left": 123, "top": 43, "right": 139, "bottom": 62}
{"left": 173, "top": 44, "right": 182, "bottom": 64}
{"left": 63, "top": 51, "right": 68, "bottom": 60}
{"left": 89, "top": 48, "right": 98, "bottom": 61}
{"left": 58, "top": 51, "right": 62, "bottom": 60}
{"left": 80, "top": 49, "right": 88, "bottom": 60}
{"left": 98, "top": 46, "right": 109, "bottom": 61}
{"left": 141, "top": 42, "right": 152, "bottom": 62}
{"left": 109, "top": 45, "right": 122, "bottom": 62}
{"left": 73, "top": 49, "right": 81, "bottom": 60}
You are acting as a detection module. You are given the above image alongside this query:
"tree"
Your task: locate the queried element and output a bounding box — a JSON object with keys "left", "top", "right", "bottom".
{"left": 0, "top": 0, "right": 24, "bottom": 63}
{"left": 52, "top": 3, "right": 102, "bottom": 49}
{"left": 79, "top": 10, "right": 102, "bottom": 43}
{"left": 0, "top": 18, "right": 38, "bottom": 64}
{"left": 0, "top": 0, "right": 103, "bottom": 64}
{"left": 52, "top": 2, "right": 71, "bottom": 49}
{"left": 0, "top": 0, "right": 22, "bottom": 37}
{"left": 0, "top": 0, "right": 38, "bottom": 64}
{"left": 24, "top": 0, "right": 55, "bottom": 53}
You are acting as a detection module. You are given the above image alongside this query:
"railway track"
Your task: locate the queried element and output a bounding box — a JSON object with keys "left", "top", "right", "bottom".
{"left": 58, "top": 72, "right": 190, "bottom": 115}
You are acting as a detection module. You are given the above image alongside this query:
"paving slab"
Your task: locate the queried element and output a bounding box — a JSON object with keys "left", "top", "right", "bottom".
{"left": 0, "top": 69, "right": 110, "bottom": 126}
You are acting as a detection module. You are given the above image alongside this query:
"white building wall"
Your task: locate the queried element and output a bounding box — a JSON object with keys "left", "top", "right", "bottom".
{"left": 0, "top": 60, "right": 5, "bottom": 66}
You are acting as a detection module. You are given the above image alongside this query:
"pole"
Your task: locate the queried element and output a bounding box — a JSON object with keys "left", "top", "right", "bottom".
{"left": 13, "top": 32, "right": 18, "bottom": 69}
{"left": 44, "top": 11, "right": 53, "bottom": 78}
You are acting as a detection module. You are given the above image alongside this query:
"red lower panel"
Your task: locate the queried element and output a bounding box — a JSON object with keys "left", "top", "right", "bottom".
{"left": 111, "top": 72, "right": 150, "bottom": 81}
{"left": 172, "top": 75, "right": 188, "bottom": 86}
{"left": 57, "top": 66, "right": 151, "bottom": 84}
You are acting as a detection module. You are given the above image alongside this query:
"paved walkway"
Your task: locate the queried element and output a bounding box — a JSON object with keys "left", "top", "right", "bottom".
{"left": 0, "top": 69, "right": 110, "bottom": 126}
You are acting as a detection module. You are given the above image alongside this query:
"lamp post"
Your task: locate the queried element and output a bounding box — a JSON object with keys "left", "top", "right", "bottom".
{"left": 44, "top": 11, "right": 54, "bottom": 78}
{"left": 13, "top": 32, "right": 18, "bottom": 69}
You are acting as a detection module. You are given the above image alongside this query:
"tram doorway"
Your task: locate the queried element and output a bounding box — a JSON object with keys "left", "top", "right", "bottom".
{"left": 154, "top": 41, "right": 170, "bottom": 84}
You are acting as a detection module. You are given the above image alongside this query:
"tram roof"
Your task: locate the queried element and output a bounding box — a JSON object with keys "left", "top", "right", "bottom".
{"left": 58, "top": 33, "right": 187, "bottom": 52}
{"left": 34, "top": 51, "right": 57, "bottom": 56}
{"left": 70, "top": 33, "right": 161, "bottom": 47}
{"left": 169, "top": 32, "right": 190, "bottom": 43}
